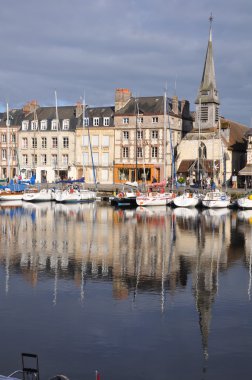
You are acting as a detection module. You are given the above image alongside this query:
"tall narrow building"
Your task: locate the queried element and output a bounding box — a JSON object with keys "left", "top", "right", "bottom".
{"left": 195, "top": 15, "right": 220, "bottom": 130}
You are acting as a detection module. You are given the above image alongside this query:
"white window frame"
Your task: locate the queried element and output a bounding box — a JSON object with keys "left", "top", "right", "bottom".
{"left": 41, "top": 120, "right": 47, "bottom": 130}
{"left": 62, "top": 154, "right": 68, "bottom": 166}
{"left": 93, "top": 117, "right": 99, "bottom": 126}
{"left": 31, "top": 120, "right": 38, "bottom": 130}
{"left": 123, "top": 131, "right": 129, "bottom": 140}
{"left": 151, "top": 146, "right": 158, "bottom": 158}
{"left": 84, "top": 117, "right": 89, "bottom": 126}
{"left": 22, "top": 121, "right": 29, "bottom": 131}
{"left": 92, "top": 135, "right": 99, "bottom": 146}
{"left": 41, "top": 137, "right": 47, "bottom": 149}
{"left": 51, "top": 119, "right": 58, "bottom": 130}
{"left": 63, "top": 137, "right": 69, "bottom": 149}
{"left": 32, "top": 137, "right": 37, "bottom": 149}
{"left": 103, "top": 117, "right": 110, "bottom": 126}
{"left": 2, "top": 149, "right": 7, "bottom": 160}
{"left": 102, "top": 152, "right": 109, "bottom": 166}
{"left": 137, "top": 147, "right": 143, "bottom": 158}
{"left": 1, "top": 134, "right": 7, "bottom": 143}
{"left": 152, "top": 117, "right": 158, "bottom": 123}
{"left": 41, "top": 154, "right": 47, "bottom": 165}
{"left": 123, "top": 147, "right": 129, "bottom": 158}
{"left": 137, "top": 130, "right": 143, "bottom": 139}
{"left": 137, "top": 117, "right": 143, "bottom": 124}
{"left": 123, "top": 118, "right": 129, "bottom": 124}
{"left": 51, "top": 154, "right": 58, "bottom": 166}
{"left": 22, "top": 137, "right": 28, "bottom": 149}
{"left": 52, "top": 137, "right": 58, "bottom": 149}
{"left": 22, "top": 154, "right": 28, "bottom": 165}
{"left": 62, "top": 119, "right": 69, "bottom": 130}
{"left": 82, "top": 135, "right": 89, "bottom": 147}
{"left": 102, "top": 135, "right": 109, "bottom": 147}
{"left": 152, "top": 130, "right": 158, "bottom": 139}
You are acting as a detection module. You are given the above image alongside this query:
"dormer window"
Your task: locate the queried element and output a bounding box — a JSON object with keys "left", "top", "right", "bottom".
{"left": 84, "top": 117, "right": 89, "bottom": 126}
{"left": 137, "top": 117, "right": 143, "bottom": 124}
{"left": 103, "top": 117, "right": 110, "bottom": 126}
{"left": 41, "top": 120, "right": 47, "bottom": 130}
{"left": 31, "top": 120, "right": 38, "bottom": 130}
{"left": 93, "top": 117, "right": 99, "bottom": 126}
{"left": 62, "top": 119, "right": 69, "bottom": 130}
{"left": 22, "top": 121, "right": 29, "bottom": 131}
{"left": 123, "top": 117, "right": 129, "bottom": 124}
{"left": 51, "top": 119, "right": 58, "bottom": 130}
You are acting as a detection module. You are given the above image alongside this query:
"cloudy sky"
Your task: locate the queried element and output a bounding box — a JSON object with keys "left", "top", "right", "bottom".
{"left": 0, "top": 0, "right": 251, "bottom": 126}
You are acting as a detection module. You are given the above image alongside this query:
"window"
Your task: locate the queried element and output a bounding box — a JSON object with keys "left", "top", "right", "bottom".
{"left": 152, "top": 117, "right": 158, "bottom": 123}
{"left": 151, "top": 146, "right": 158, "bottom": 158}
{"left": 2, "top": 149, "right": 6, "bottom": 160}
{"left": 82, "top": 135, "right": 89, "bottom": 146}
{"left": 22, "top": 121, "right": 29, "bottom": 130}
{"left": 123, "top": 147, "right": 129, "bottom": 158}
{"left": 51, "top": 119, "right": 58, "bottom": 130}
{"left": 22, "top": 138, "right": 28, "bottom": 149}
{"left": 93, "top": 117, "right": 99, "bottom": 126}
{"left": 22, "top": 154, "right": 28, "bottom": 165}
{"left": 137, "top": 147, "right": 143, "bottom": 158}
{"left": 62, "top": 119, "right": 69, "bottom": 130}
{"left": 84, "top": 117, "right": 89, "bottom": 126}
{"left": 62, "top": 154, "right": 68, "bottom": 165}
{"left": 137, "top": 130, "right": 143, "bottom": 139}
{"left": 102, "top": 152, "right": 109, "bottom": 166}
{"left": 1, "top": 134, "right": 6, "bottom": 143}
{"left": 215, "top": 107, "right": 219, "bottom": 122}
{"left": 41, "top": 120, "right": 47, "bottom": 130}
{"left": 41, "top": 154, "right": 47, "bottom": 165}
{"left": 92, "top": 135, "right": 99, "bottom": 146}
{"left": 11, "top": 134, "right": 16, "bottom": 143}
{"left": 92, "top": 152, "right": 99, "bottom": 165}
{"left": 51, "top": 154, "right": 57, "bottom": 166}
{"left": 152, "top": 130, "right": 158, "bottom": 139}
{"left": 137, "top": 117, "right": 143, "bottom": 124}
{"left": 31, "top": 120, "right": 38, "bottom": 130}
{"left": 102, "top": 135, "right": 109, "bottom": 147}
{"left": 41, "top": 137, "right": 47, "bottom": 149}
{"left": 199, "top": 142, "right": 207, "bottom": 159}
{"left": 83, "top": 152, "right": 89, "bottom": 165}
{"left": 32, "top": 137, "right": 37, "bottom": 149}
{"left": 31, "top": 154, "right": 37, "bottom": 166}
{"left": 123, "top": 118, "right": 129, "bottom": 124}
{"left": 63, "top": 137, "right": 69, "bottom": 149}
{"left": 52, "top": 137, "right": 58, "bottom": 149}
{"left": 101, "top": 169, "right": 109, "bottom": 181}
{"left": 123, "top": 131, "right": 129, "bottom": 140}
{"left": 103, "top": 117, "right": 110, "bottom": 126}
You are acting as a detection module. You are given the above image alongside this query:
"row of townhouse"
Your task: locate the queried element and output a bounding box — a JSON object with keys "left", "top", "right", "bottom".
{"left": 0, "top": 89, "right": 193, "bottom": 184}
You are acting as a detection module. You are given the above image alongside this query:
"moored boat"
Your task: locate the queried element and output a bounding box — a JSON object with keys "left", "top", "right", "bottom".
{"left": 237, "top": 193, "right": 252, "bottom": 209}
{"left": 202, "top": 189, "right": 230, "bottom": 208}
{"left": 22, "top": 188, "right": 54, "bottom": 202}
{"left": 173, "top": 191, "right": 202, "bottom": 208}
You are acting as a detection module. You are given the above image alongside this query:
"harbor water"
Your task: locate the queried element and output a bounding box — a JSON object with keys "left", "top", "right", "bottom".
{"left": 0, "top": 201, "right": 252, "bottom": 379}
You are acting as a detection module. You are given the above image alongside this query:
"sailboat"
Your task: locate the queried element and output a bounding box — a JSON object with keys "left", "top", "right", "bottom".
{"left": 173, "top": 190, "right": 202, "bottom": 207}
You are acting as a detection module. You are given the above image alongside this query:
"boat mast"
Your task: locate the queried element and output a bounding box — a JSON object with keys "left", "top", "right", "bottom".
{"left": 163, "top": 88, "right": 167, "bottom": 182}
{"left": 84, "top": 96, "right": 97, "bottom": 188}
{"left": 135, "top": 98, "right": 138, "bottom": 183}
{"left": 55, "top": 91, "right": 60, "bottom": 181}
{"left": 6, "top": 102, "right": 11, "bottom": 180}
{"left": 167, "top": 95, "right": 175, "bottom": 189}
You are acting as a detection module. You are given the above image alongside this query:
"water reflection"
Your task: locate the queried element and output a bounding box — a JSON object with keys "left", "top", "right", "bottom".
{"left": 0, "top": 202, "right": 252, "bottom": 378}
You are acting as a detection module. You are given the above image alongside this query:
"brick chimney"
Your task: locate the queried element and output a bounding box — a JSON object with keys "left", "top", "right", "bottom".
{"left": 75, "top": 101, "right": 83, "bottom": 118}
{"left": 172, "top": 95, "right": 178, "bottom": 114}
{"left": 22, "top": 100, "right": 39, "bottom": 115}
{"left": 115, "top": 88, "right": 132, "bottom": 112}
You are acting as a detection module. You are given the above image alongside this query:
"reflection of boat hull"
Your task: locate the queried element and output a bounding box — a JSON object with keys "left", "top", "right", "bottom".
{"left": 237, "top": 210, "right": 252, "bottom": 223}
{"left": 237, "top": 196, "right": 252, "bottom": 209}
{"left": 173, "top": 207, "right": 199, "bottom": 218}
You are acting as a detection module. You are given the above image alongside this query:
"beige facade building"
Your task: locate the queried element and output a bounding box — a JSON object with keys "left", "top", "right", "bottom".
{"left": 75, "top": 103, "right": 115, "bottom": 184}
{"left": 114, "top": 88, "right": 193, "bottom": 185}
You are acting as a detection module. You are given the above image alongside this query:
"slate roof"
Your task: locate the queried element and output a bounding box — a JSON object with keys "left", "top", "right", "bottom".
{"left": 115, "top": 96, "right": 183, "bottom": 118}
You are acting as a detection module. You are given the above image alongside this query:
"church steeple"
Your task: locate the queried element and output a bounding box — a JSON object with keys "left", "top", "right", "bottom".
{"left": 195, "top": 14, "right": 220, "bottom": 130}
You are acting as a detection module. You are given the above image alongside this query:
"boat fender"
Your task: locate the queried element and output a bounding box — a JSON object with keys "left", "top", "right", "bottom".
{"left": 118, "top": 192, "right": 124, "bottom": 198}
{"left": 172, "top": 193, "right": 176, "bottom": 198}
{"left": 136, "top": 190, "right": 141, "bottom": 196}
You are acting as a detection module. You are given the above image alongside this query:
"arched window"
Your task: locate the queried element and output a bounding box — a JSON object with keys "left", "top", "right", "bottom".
{"left": 199, "top": 142, "right": 207, "bottom": 159}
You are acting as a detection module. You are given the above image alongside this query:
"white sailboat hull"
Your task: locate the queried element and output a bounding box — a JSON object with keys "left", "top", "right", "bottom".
{"left": 136, "top": 192, "right": 175, "bottom": 207}
{"left": 173, "top": 193, "right": 201, "bottom": 207}
{"left": 0, "top": 193, "right": 24, "bottom": 201}
{"left": 202, "top": 190, "right": 230, "bottom": 208}
{"left": 237, "top": 195, "right": 252, "bottom": 209}
{"left": 55, "top": 189, "right": 96, "bottom": 203}
{"left": 23, "top": 189, "right": 54, "bottom": 202}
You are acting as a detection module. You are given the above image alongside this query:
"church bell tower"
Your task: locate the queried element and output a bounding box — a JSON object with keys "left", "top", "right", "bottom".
{"left": 195, "top": 15, "right": 220, "bottom": 130}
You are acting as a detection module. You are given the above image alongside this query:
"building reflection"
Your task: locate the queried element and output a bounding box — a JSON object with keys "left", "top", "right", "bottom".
{"left": 0, "top": 201, "right": 251, "bottom": 358}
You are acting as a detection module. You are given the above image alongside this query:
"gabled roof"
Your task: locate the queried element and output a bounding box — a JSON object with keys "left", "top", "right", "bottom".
{"left": 115, "top": 96, "right": 181, "bottom": 117}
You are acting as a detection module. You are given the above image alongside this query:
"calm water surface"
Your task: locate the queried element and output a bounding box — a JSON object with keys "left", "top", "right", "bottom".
{"left": 0, "top": 201, "right": 252, "bottom": 379}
